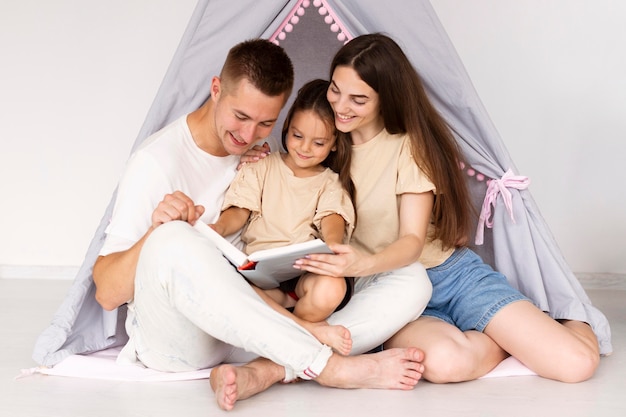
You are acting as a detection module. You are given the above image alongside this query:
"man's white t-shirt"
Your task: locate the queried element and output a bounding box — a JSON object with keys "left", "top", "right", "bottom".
{"left": 100, "top": 115, "right": 240, "bottom": 256}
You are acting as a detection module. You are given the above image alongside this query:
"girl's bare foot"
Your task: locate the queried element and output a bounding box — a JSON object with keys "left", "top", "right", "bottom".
{"left": 305, "top": 322, "right": 352, "bottom": 355}
{"left": 209, "top": 358, "right": 283, "bottom": 411}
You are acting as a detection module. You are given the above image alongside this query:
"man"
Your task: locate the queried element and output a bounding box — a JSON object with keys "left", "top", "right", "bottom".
{"left": 93, "top": 39, "right": 425, "bottom": 411}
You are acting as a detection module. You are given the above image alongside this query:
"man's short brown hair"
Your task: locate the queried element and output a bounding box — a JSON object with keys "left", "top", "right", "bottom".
{"left": 220, "top": 39, "right": 294, "bottom": 98}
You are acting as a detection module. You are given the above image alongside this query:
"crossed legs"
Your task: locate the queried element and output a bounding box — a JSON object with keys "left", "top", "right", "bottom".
{"left": 134, "top": 223, "right": 430, "bottom": 411}
{"left": 386, "top": 300, "right": 600, "bottom": 383}
{"left": 255, "top": 273, "right": 352, "bottom": 355}
{"left": 211, "top": 263, "right": 433, "bottom": 410}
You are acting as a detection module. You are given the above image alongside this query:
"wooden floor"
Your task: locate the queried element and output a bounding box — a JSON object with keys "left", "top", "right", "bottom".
{"left": 2, "top": 278, "right": 625, "bottom": 416}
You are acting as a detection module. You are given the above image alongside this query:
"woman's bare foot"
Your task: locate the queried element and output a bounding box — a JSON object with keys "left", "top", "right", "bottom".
{"left": 209, "top": 358, "right": 284, "bottom": 411}
{"left": 316, "top": 347, "right": 425, "bottom": 390}
{"left": 304, "top": 322, "right": 352, "bottom": 355}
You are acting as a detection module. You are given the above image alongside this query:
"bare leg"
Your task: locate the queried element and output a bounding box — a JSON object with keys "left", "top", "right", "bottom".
{"left": 484, "top": 301, "right": 600, "bottom": 382}
{"left": 210, "top": 357, "right": 284, "bottom": 411}
{"left": 262, "top": 287, "right": 297, "bottom": 309}
{"left": 293, "top": 273, "right": 346, "bottom": 322}
{"left": 294, "top": 274, "right": 352, "bottom": 355}
{"left": 386, "top": 316, "right": 507, "bottom": 383}
{"left": 252, "top": 285, "right": 352, "bottom": 355}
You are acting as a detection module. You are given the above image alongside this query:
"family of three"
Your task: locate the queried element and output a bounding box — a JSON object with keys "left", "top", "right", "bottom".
{"left": 93, "top": 34, "right": 600, "bottom": 411}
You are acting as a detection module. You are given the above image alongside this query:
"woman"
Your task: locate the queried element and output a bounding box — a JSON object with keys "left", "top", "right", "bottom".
{"left": 296, "top": 33, "right": 599, "bottom": 383}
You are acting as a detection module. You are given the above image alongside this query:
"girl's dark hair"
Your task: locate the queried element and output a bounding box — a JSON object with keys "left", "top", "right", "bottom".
{"left": 330, "top": 33, "right": 472, "bottom": 248}
{"left": 281, "top": 79, "right": 356, "bottom": 209}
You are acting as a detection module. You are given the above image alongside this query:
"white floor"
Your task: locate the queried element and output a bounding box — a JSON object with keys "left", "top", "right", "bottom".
{"left": 2, "top": 277, "right": 625, "bottom": 416}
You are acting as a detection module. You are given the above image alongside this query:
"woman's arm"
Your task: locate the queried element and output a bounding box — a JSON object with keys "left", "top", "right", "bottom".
{"left": 295, "top": 191, "right": 434, "bottom": 278}
{"left": 364, "top": 191, "right": 433, "bottom": 274}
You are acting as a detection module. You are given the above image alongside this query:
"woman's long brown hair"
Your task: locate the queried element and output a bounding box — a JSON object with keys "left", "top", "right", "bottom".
{"left": 330, "top": 33, "right": 472, "bottom": 248}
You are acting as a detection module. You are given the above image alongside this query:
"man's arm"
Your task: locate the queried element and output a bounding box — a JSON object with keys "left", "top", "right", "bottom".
{"left": 94, "top": 191, "right": 204, "bottom": 311}
{"left": 93, "top": 231, "right": 152, "bottom": 311}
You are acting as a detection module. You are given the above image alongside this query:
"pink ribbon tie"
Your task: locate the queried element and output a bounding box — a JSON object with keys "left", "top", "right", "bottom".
{"left": 475, "top": 169, "right": 530, "bottom": 245}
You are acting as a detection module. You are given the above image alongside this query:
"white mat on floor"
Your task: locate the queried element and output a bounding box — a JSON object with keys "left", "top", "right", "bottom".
{"left": 20, "top": 346, "right": 536, "bottom": 381}
{"left": 21, "top": 347, "right": 213, "bottom": 382}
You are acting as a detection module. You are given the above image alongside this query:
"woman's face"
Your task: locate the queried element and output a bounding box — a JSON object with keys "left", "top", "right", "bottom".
{"left": 327, "top": 65, "right": 384, "bottom": 143}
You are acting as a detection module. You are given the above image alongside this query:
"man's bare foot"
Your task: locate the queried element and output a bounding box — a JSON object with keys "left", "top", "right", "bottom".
{"left": 316, "top": 347, "right": 425, "bottom": 390}
{"left": 209, "top": 358, "right": 284, "bottom": 411}
{"left": 304, "top": 322, "right": 352, "bottom": 355}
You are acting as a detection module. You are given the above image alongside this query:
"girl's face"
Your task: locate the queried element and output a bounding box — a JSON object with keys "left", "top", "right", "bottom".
{"left": 283, "top": 110, "right": 336, "bottom": 176}
{"left": 327, "top": 65, "right": 384, "bottom": 143}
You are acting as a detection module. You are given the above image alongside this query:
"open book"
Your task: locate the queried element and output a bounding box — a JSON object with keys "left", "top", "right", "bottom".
{"left": 193, "top": 221, "right": 334, "bottom": 289}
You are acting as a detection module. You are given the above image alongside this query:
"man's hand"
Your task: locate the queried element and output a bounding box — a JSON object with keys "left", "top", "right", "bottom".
{"left": 151, "top": 191, "right": 205, "bottom": 227}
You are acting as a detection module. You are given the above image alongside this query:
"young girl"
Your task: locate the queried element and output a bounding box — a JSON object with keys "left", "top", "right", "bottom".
{"left": 211, "top": 79, "right": 356, "bottom": 355}
{"left": 297, "top": 33, "right": 599, "bottom": 383}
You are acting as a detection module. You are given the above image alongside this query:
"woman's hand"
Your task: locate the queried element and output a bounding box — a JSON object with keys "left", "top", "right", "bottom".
{"left": 151, "top": 190, "right": 205, "bottom": 228}
{"left": 238, "top": 142, "right": 271, "bottom": 169}
{"left": 294, "top": 243, "right": 372, "bottom": 278}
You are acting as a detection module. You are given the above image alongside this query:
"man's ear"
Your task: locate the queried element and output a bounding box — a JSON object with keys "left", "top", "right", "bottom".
{"left": 210, "top": 76, "right": 222, "bottom": 101}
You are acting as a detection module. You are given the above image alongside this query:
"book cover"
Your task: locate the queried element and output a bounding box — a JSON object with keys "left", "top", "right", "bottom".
{"left": 192, "top": 221, "right": 333, "bottom": 289}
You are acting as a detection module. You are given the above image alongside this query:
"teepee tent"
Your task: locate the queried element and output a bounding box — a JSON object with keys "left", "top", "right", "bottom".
{"left": 32, "top": 0, "right": 611, "bottom": 366}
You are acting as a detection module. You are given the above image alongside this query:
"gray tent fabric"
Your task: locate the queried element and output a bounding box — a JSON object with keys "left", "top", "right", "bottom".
{"left": 32, "top": 0, "right": 611, "bottom": 366}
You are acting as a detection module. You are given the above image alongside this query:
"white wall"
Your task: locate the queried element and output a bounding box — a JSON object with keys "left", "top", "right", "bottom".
{"left": 1, "top": 0, "right": 624, "bottom": 276}
{"left": 430, "top": 0, "right": 626, "bottom": 274}
{"left": 0, "top": 0, "right": 198, "bottom": 274}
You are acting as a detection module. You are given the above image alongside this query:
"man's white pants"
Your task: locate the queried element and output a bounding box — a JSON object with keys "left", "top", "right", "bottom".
{"left": 123, "top": 221, "right": 431, "bottom": 379}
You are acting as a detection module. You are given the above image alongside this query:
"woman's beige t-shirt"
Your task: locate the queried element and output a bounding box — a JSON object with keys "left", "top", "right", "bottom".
{"left": 350, "top": 130, "right": 453, "bottom": 268}
{"left": 222, "top": 152, "right": 355, "bottom": 255}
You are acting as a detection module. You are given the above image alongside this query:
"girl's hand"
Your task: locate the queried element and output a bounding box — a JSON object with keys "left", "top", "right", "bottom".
{"left": 294, "top": 243, "right": 370, "bottom": 278}
{"left": 238, "top": 142, "right": 271, "bottom": 169}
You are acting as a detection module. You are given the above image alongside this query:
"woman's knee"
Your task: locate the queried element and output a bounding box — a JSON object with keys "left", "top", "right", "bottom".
{"left": 420, "top": 337, "right": 483, "bottom": 383}
{"left": 556, "top": 320, "right": 600, "bottom": 382}
{"left": 549, "top": 336, "right": 600, "bottom": 383}
{"left": 556, "top": 350, "right": 599, "bottom": 383}
{"left": 387, "top": 319, "right": 492, "bottom": 383}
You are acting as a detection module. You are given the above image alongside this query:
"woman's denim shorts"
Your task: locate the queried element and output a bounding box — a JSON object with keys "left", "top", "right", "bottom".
{"left": 422, "top": 247, "right": 529, "bottom": 332}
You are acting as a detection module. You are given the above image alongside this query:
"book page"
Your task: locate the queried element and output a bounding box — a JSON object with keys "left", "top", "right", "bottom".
{"left": 192, "top": 221, "right": 248, "bottom": 267}
{"left": 243, "top": 239, "right": 333, "bottom": 289}
{"left": 193, "top": 222, "right": 334, "bottom": 289}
